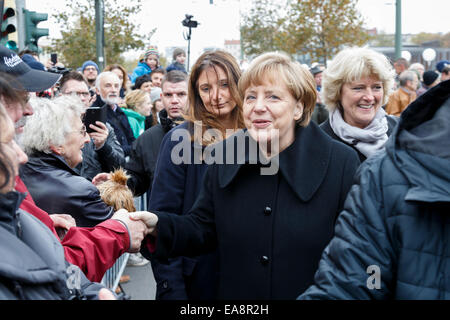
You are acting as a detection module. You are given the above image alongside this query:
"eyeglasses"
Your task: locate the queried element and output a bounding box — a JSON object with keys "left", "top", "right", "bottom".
{"left": 64, "top": 91, "right": 90, "bottom": 98}
{"left": 84, "top": 67, "right": 97, "bottom": 72}
{"left": 71, "top": 124, "right": 87, "bottom": 136}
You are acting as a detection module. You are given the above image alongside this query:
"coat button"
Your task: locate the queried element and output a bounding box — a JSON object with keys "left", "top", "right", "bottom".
{"left": 263, "top": 206, "right": 272, "bottom": 215}
{"left": 162, "top": 280, "right": 168, "bottom": 289}
{"left": 260, "top": 256, "right": 269, "bottom": 265}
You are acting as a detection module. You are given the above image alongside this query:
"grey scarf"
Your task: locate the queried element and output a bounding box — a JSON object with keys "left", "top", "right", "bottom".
{"left": 329, "top": 107, "right": 388, "bottom": 158}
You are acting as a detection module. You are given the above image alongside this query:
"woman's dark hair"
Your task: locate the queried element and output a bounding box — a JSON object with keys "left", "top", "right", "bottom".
{"left": 134, "top": 74, "right": 152, "bottom": 90}
{"left": 185, "top": 50, "right": 244, "bottom": 146}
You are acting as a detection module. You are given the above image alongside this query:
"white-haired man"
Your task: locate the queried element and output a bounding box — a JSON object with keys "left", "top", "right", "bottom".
{"left": 91, "top": 72, "right": 135, "bottom": 157}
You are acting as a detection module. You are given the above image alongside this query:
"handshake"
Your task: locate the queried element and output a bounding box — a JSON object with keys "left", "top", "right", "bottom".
{"left": 111, "top": 209, "right": 158, "bottom": 253}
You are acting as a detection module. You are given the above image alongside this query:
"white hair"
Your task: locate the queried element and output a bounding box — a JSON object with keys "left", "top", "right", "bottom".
{"left": 21, "top": 96, "right": 85, "bottom": 155}
{"left": 95, "top": 71, "right": 120, "bottom": 90}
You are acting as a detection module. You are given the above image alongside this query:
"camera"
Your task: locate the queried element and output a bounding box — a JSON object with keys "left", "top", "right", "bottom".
{"left": 182, "top": 14, "right": 198, "bottom": 28}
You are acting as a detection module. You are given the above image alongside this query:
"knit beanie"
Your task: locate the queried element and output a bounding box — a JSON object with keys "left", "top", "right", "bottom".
{"left": 82, "top": 60, "right": 99, "bottom": 73}
{"left": 150, "top": 87, "right": 162, "bottom": 102}
{"left": 144, "top": 46, "right": 159, "bottom": 59}
{"left": 422, "top": 70, "right": 439, "bottom": 86}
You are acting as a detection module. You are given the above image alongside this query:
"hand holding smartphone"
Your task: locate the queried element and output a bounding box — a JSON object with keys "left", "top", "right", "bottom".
{"left": 84, "top": 105, "right": 107, "bottom": 133}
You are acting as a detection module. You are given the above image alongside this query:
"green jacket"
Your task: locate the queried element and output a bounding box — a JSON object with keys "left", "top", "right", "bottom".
{"left": 122, "top": 108, "right": 146, "bottom": 138}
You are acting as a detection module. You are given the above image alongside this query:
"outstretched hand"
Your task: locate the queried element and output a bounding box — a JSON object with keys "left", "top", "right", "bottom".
{"left": 112, "top": 209, "right": 148, "bottom": 253}
{"left": 92, "top": 172, "right": 111, "bottom": 186}
{"left": 129, "top": 211, "right": 158, "bottom": 236}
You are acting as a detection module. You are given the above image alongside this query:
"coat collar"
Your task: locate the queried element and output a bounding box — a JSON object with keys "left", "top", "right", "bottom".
{"left": 26, "top": 151, "right": 79, "bottom": 177}
{"left": 0, "top": 191, "right": 26, "bottom": 237}
{"left": 218, "top": 122, "right": 333, "bottom": 202}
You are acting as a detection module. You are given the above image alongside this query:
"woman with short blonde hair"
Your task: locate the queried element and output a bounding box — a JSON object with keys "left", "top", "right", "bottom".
{"left": 238, "top": 51, "right": 317, "bottom": 128}
{"left": 123, "top": 89, "right": 152, "bottom": 138}
{"left": 320, "top": 47, "right": 398, "bottom": 162}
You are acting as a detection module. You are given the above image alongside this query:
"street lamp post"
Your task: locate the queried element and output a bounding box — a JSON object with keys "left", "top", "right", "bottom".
{"left": 95, "top": 0, "right": 105, "bottom": 70}
{"left": 182, "top": 14, "right": 198, "bottom": 72}
{"left": 395, "top": 0, "right": 402, "bottom": 60}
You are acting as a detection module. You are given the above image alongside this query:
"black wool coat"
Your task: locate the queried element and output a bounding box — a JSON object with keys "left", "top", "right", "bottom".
{"left": 150, "top": 122, "right": 361, "bottom": 299}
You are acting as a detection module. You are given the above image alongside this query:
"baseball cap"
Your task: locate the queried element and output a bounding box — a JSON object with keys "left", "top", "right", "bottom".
{"left": 436, "top": 60, "right": 450, "bottom": 73}
{"left": 0, "top": 45, "right": 61, "bottom": 92}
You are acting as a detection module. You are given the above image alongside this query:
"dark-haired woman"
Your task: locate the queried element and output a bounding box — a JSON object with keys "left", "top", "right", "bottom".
{"left": 146, "top": 50, "right": 245, "bottom": 300}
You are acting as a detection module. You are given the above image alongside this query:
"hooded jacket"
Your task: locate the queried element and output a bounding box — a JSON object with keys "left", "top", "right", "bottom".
{"left": 131, "top": 61, "right": 152, "bottom": 84}
{"left": 299, "top": 80, "right": 450, "bottom": 300}
{"left": 0, "top": 191, "right": 106, "bottom": 300}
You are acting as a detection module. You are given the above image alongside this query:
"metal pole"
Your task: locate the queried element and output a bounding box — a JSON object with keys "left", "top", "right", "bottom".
{"left": 0, "top": 1, "right": 4, "bottom": 35}
{"left": 95, "top": 0, "right": 105, "bottom": 70}
{"left": 15, "top": 0, "right": 26, "bottom": 50}
{"left": 187, "top": 27, "right": 191, "bottom": 72}
{"left": 395, "top": 0, "right": 402, "bottom": 60}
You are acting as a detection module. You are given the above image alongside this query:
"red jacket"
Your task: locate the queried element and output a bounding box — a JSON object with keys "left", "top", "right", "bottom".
{"left": 15, "top": 176, "right": 130, "bottom": 282}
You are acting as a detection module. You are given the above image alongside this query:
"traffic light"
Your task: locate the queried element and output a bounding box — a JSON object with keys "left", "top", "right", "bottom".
{"left": 23, "top": 9, "right": 48, "bottom": 52}
{"left": 1, "top": 5, "right": 18, "bottom": 51}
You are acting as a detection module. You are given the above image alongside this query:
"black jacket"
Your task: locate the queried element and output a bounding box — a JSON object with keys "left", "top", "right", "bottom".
{"left": 320, "top": 113, "right": 399, "bottom": 162}
{"left": 91, "top": 97, "right": 135, "bottom": 157}
{"left": 125, "top": 109, "right": 182, "bottom": 197}
{"left": 0, "top": 191, "right": 106, "bottom": 300}
{"left": 148, "top": 122, "right": 361, "bottom": 299}
{"left": 19, "top": 151, "right": 114, "bottom": 227}
{"left": 75, "top": 122, "right": 126, "bottom": 181}
{"left": 299, "top": 80, "right": 450, "bottom": 300}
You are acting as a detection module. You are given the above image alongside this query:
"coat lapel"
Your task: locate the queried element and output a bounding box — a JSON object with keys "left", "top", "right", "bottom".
{"left": 279, "top": 123, "right": 332, "bottom": 202}
{"left": 218, "top": 123, "right": 334, "bottom": 202}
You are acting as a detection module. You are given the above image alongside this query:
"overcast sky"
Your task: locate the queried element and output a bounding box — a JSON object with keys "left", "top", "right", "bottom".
{"left": 28, "top": 0, "right": 450, "bottom": 62}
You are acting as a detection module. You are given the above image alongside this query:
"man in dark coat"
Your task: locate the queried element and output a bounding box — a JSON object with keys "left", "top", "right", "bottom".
{"left": 93, "top": 72, "right": 135, "bottom": 158}
{"left": 125, "top": 70, "right": 188, "bottom": 198}
{"left": 299, "top": 80, "right": 450, "bottom": 300}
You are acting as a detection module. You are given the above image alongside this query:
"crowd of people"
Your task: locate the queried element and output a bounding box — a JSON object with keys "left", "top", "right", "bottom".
{"left": 0, "top": 41, "right": 449, "bottom": 300}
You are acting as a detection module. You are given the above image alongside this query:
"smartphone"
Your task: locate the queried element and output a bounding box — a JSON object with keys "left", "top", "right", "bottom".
{"left": 84, "top": 105, "right": 107, "bottom": 133}
{"left": 51, "top": 53, "right": 58, "bottom": 65}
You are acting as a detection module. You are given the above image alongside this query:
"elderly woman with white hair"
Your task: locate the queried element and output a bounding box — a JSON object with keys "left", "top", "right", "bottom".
{"left": 320, "top": 47, "right": 399, "bottom": 162}
{"left": 19, "top": 96, "right": 115, "bottom": 227}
